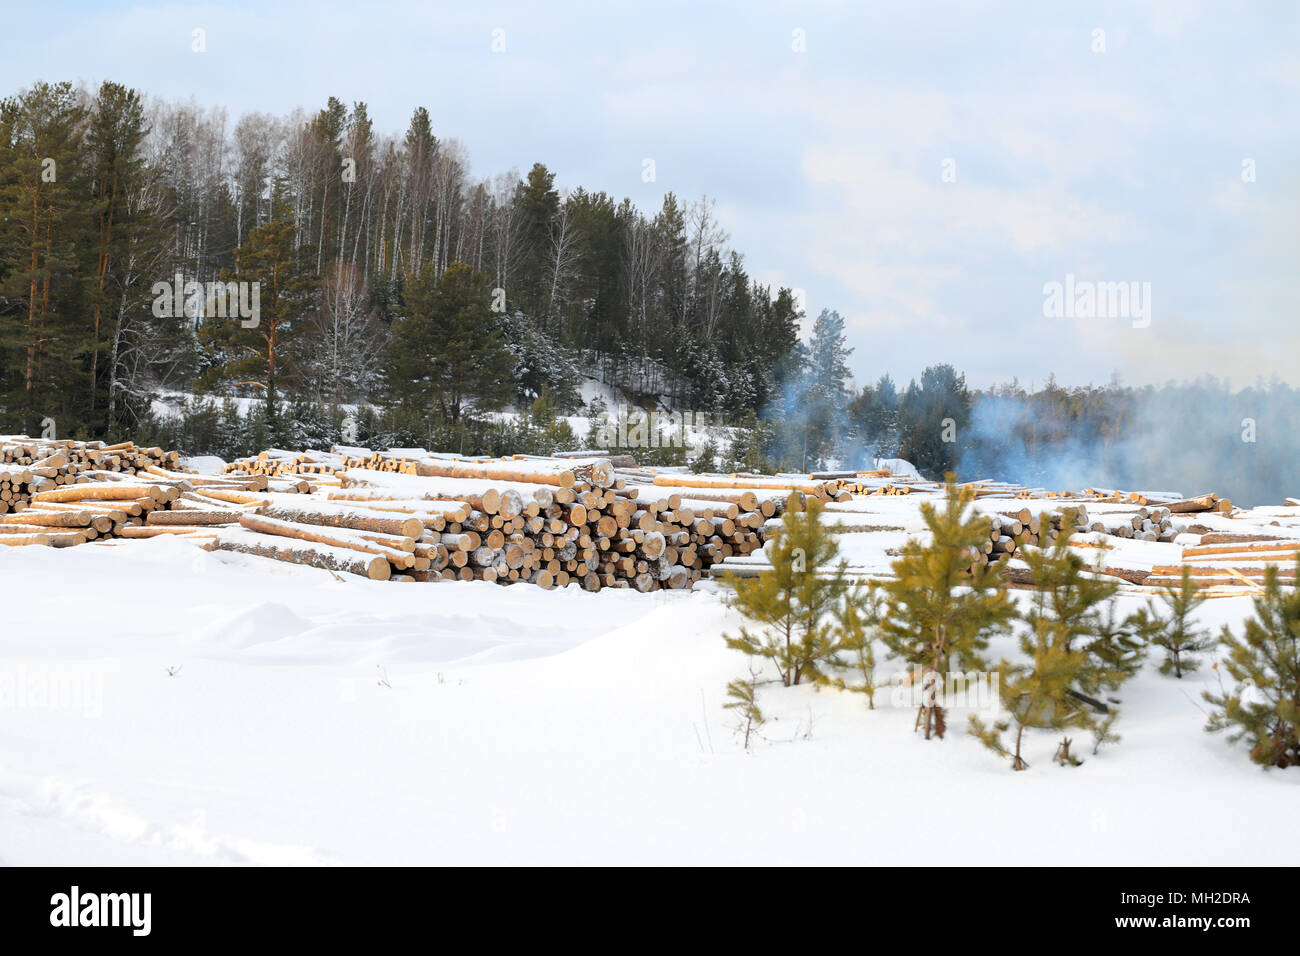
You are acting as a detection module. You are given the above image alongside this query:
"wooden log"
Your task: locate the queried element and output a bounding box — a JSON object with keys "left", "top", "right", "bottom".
{"left": 215, "top": 527, "right": 392, "bottom": 580}
{"left": 257, "top": 502, "right": 424, "bottom": 539}
{"left": 1166, "top": 493, "right": 1219, "bottom": 514}
{"left": 147, "top": 509, "right": 242, "bottom": 526}
{"left": 238, "top": 513, "right": 415, "bottom": 567}
{"left": 33, "top": 483, "right": 164, "bottom": 503}
{"left": 0, "top": 532, "right": 51, "bottom": 546}
{"left": 413, "top": 459, "right": 578, "bottom": 488}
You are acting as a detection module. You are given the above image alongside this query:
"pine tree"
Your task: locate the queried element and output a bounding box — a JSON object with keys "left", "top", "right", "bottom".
{"left": 85, "top": 81, "right": 149, "bottom": 432}
{"left": 1019, "top": 518, "right": 1141, "bottom": 702}
{"left": 968, "top": 618, "right": 1090, "bottom": 771}
{"left": 0, "top": 81, "right": 92, "bottom": 434}
{"left": 197, "top": 219, "right": 315, "bottom": 440}
{"left": 723, "top": 663, "right": 766, "bottom": 750}
{"left": 721, "top": 497, "right": 848, "bottom": 687}
{"left": 878, "top": 479, "right": 1015, "bottom": 738}
{"left": 1204, "top": 558, "right": 1300, "bottom": 768}
{"left": 1087, "top": 597, "right": 1148, "bottom": 691}
{"left": 817, "top": 582, "right": 881, "bottom": 709}
{"left": 1136, "top": 567, "right": 1211, "bottom": 678}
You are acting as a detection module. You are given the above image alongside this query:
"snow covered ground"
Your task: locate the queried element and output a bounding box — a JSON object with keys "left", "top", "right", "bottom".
{"left": 3, "top": 531, "right": 1296, "bottom": 866}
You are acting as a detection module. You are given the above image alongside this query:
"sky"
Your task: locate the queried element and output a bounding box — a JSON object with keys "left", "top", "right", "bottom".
{"left": 2, "top": 0, "right": 1297, "bottom": 391}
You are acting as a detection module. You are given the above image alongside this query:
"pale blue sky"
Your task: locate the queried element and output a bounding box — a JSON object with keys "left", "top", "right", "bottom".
{"left": 4, "top": 0, "right": 1297, "bottom": 389}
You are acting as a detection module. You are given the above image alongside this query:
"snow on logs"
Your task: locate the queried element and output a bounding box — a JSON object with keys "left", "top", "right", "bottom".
{"left": 214, "top": 526, "right": 393, "bottom": 580}
{"left": 207, "top": 454, "right": 784, "bottom": 588}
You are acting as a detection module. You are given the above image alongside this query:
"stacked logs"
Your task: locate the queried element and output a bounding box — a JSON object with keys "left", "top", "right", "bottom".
{"left": 205, "top": 455, "right": 799, "bottom": 589}
{"left": 966, "top": 506, "right": 1095, "bottom": 568}
{"left": 1146, "top": 539, "right": 1300, "bottom": 589}
{"left": 1082, "top": 506, "right": 1179, "bottom": 542}
{"left": 0, "top": 439, "right": 289, "bottom": 548}
{"left": 1, "top": 437, "right": 182, "bottom": 486}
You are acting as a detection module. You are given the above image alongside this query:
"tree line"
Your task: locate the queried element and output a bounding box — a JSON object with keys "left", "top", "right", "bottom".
{"left": 0, "top": 80, "right": 803, "bottom": 444}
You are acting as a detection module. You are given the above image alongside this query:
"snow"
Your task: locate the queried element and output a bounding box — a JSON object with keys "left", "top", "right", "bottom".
{"left": 3, "top": 525, "right": 1297, "bottom": 865}
{"left": 181, "top": 455, "right": 227, "bottom": 476}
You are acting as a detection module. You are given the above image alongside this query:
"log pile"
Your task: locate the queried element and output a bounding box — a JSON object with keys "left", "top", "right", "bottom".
{"left": 0, "top": 436, "right": 186, "bottom": 513}
{"left": 1082, "top": 506, "right": 1179, "bottom": 542}
{"left": 0, "top": 436, "right": 285, "bottom": 548}
{"left": 203, "top": 455, "right": 791, "bottom": 590}
{"left": 1146, "top": 539, "right": 1300, "bottom": 589}
{"left": 7, "top": 438, "right": 1289, "bottom": 597}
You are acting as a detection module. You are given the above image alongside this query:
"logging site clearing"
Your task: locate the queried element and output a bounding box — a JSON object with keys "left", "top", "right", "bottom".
{"left": 2, "top": 435, "right": 1297, "bottom": 864}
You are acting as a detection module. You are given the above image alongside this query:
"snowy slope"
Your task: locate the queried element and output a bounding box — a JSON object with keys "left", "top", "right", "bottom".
{"left": 2, "top": 534, "right": 1296, "bottom": 865}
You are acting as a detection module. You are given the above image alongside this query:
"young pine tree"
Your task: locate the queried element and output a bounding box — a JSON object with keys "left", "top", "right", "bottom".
{"left": 1136, "top": 567, "right": 1211, "bottom": 678}
{"left": 721, "top": 497, "right": 848, "bottom": 687}
{"left": 968, "top": 619, "right": 1091, "bottom": 771}
{"left": 1086, "top": 597, "right": 1149, "bottom": 691}
{"left": 1019, "top": 521, "right": 1141, "bottom": 716}
{"left": 723, "top": 664, "right": 767, "bottom": 750}
{"left": 1204, "top": 558, "right": 1300, "bottom": 768}
{"left": 879, "top": 479, "right": 1015, "bottom": 739}
{"left": 817, "top": 583, "right": 881, "bottom": 709}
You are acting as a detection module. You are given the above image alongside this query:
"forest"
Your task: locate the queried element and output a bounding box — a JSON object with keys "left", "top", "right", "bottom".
{"left": 2, "top": 80, "right": 1296, "bottom": 504}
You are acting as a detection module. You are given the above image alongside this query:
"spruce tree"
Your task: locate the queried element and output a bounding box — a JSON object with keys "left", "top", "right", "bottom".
{"left": 1136, "top": 567, "right": 1211, "bottom": 678}
{"left": 721, "top": 497, "right": 848, "bottom": 687}
{"left": 879, "top": 479, "right": 1015, "bottom": 738}
{"left": 1204, "top": 558, "right": 1300, "bottom": 768}
{"left": 387, "top": 261, "right": 515, "bottom": 425}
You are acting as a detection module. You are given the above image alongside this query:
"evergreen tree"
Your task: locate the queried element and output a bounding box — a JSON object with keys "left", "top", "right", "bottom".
{"left": 1204, "top": 558, "right": 1300, "bottom": 768}
{"left": 0, "top": 81, "right": 91, "bottom": 434}
{"left": 387, "top": 261, "right": 515, "bottom": 424}
{"left": 85, "top": 80, "right": 149, "bottom": 432}
{"left": 1135, "top": 567, "right": 1211, "bottom": 678}
{"left": 798, "top": 308, "right": 854, "bottom": 467}
{"left": 1087, "top": 598, "right": 1149, "bottom": 690}
{"left": 1015, "top": 519, "right": 1140, "bottom": 752}
{"left": 197, "top": 219, "right": 315, "bottom": 440}
{"left": 896, "top": 364, "right": 972, "bottom": 478}
{"left": 721, "top": 498, "right": 848, "bottom": 687}
{"left": 969, "top": 617, "right": 1091, "bottom": 771}
{"left": 878, "top": 479, "right": 1015, "bottom": 738}
{"left": 818, "top": 582, "right": 881, "bottom": 709}
{"left": 723, "top": 664, "right": 766, "bottom": 750}
{"left": 1019, "top": 517, "right": 1142, "bottom": 701}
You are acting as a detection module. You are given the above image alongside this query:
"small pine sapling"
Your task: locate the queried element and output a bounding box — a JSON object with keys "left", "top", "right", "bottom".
{"left": 1203, "top": 558, "right": 1300, "bottom": 768}
{"left": 968, "top": 618, "right": 1090, "bottom": 771}
{"left": 817, "top": 582, "right": 881, "bottom": 709}
{"left": 1086, "top": 709, "right": 1122, "bottom": 755}
{"left": 724, "top": 664, "right": 767, "bottom": 750}
{"left": 879, "top": 478, "right": 1015, "bottom": 739}
{"left": 721, "top": 497, "right": 848, "bottom": 686}
{"left": 1021, "top": 515, "right": 1120, "bottom": 654}
{"left": 1085, "top": 598, "right": 1148, "bottom": 692}
{"left": 1020, "top": 522, "right": 1136, "bottom": 727}
{"left": 1137, "top": 567, "right": 1211, "bottom": 678}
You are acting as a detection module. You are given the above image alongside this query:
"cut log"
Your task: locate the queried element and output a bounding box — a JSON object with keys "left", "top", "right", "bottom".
{"left": 215, "top": 527, "right": 392, "bottom": 580}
